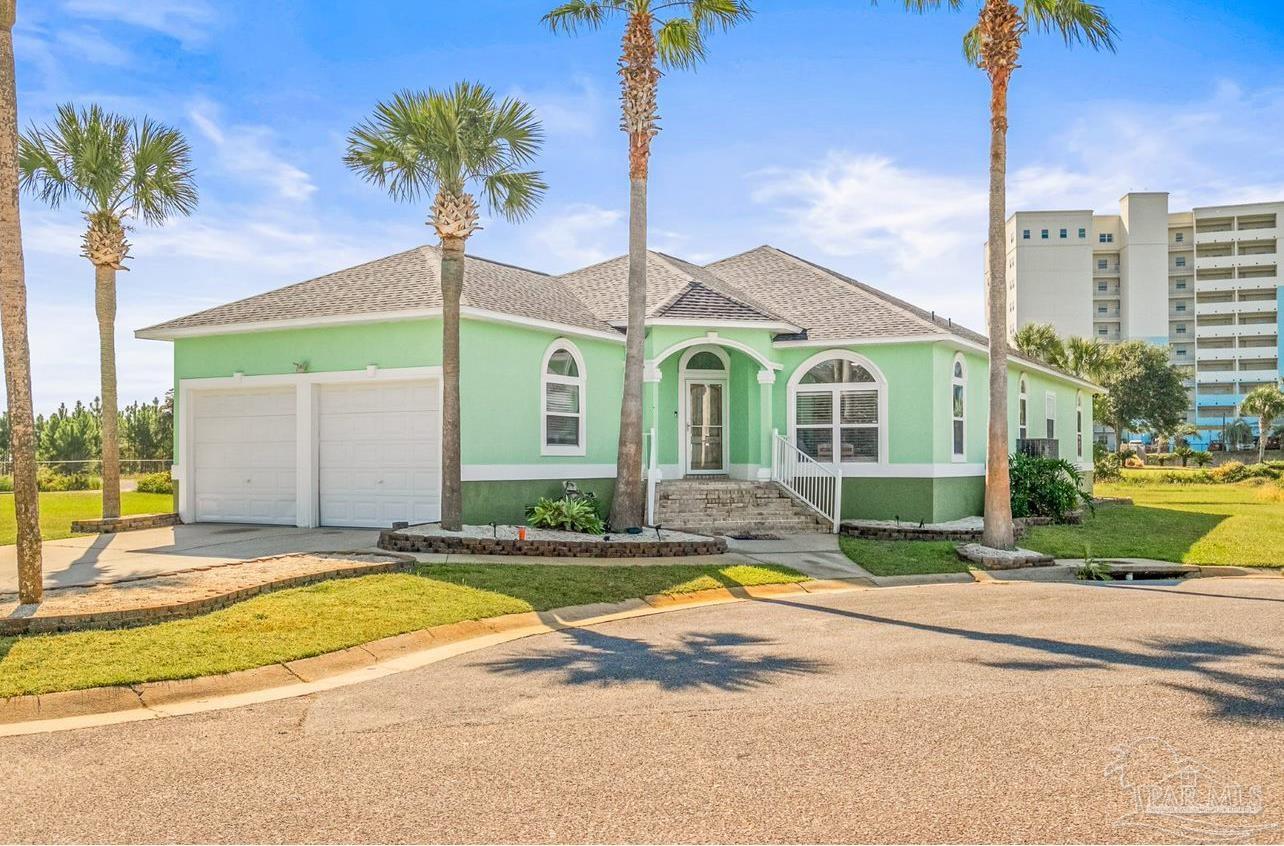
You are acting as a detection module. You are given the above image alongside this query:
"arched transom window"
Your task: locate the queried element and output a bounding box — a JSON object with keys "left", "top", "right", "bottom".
{"left": 541, "top": 340, "right": 586, "bottom": 455}
{"left": 951, "top": 355, "right": 966, "bottom": 459}
{"left": 791, "top": 352, "right": 883, "bottom": 463}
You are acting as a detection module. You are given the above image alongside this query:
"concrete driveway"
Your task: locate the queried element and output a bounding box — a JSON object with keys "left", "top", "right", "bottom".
{"left": 0, "top": 524, "right": 381, "bottom": 593}
{"left": 1, "top": 578, "right": 1279, "bottom": 843}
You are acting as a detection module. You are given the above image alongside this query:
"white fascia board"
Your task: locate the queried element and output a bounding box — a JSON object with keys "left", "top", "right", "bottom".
{"left": 773, "top": 335, "right": 1104, "bottom": 394}
{"left": 137, "top": 306, "right": 625, "bottom": 345}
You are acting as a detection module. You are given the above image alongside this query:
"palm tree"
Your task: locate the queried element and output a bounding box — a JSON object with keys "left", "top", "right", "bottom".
{"left": 1064, "top": 335, "right": 1108, "bottom": 381}
{"left": 1225, "top": 417, "right": 1253, "bottom": 453}
{"left": 899, "top": 0, "right": 1115, "bottom": 549}
{"left": 19, "top": 104, "right": 197, "bottom": 520}
{"left": 1013, "top": 322, "right": 1064, "bottom": 368}
{"left": 1239, "top": 385, "right": 1284, "bottom": 464}
{"left": 0, "top": 0, "right": 42, "bottom": 604}
{"left": 345, "top": 82, "right": 545, "bottom": 531}
{"left": 543, "top": 0, "right": 753, "bottom": 530}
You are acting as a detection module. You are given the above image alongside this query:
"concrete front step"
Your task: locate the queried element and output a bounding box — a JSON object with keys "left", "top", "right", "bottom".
{"left": 654, "top": 478, "right": 830, "bottom": 534}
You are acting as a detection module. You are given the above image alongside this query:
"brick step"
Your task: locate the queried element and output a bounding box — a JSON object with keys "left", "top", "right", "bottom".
{"left": 662, "top": 519, "right": 829, "bottom": 535}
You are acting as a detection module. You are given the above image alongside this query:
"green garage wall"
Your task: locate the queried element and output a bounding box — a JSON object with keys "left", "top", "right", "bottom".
{"left": 462, "top": 479, "right": 616, "bottom": 525}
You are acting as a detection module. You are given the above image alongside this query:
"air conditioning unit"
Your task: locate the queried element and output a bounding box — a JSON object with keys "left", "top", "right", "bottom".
{"left": 1017, "top": 438, "right": 1059, "bottom": 458}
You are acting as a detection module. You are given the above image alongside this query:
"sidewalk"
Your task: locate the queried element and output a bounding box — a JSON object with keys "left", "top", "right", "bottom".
{"left": 725, "top": 533, "right": 971, "bottom": 587}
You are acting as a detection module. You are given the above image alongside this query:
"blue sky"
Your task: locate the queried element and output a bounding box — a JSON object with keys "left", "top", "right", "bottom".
{"left": 9, "top": 0, "right": 1284, "bottom": 411}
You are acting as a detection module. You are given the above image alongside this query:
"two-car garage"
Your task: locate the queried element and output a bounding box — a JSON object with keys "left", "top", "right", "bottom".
{"left": 181, "top": 373, "right": 441, "bottom": 529}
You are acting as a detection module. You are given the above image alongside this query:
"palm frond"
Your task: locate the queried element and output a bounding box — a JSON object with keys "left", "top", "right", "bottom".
{"left": 128, "top": 116, "right": 198, "bottom": 225}
{"left": 344, "top": 82, "right": 546, "bottom": 224}
{"left": 1022, "top": 0, "right": 1117, "bottom": 51}
{"left": 19, "top": 102, "right": 197, "bottom": 225}
{"left": 888, "top": 0, "right": 966, "bottom": 12}
{"left": 656, "top": 17, "right": 706, "bottom": 69}
{"left": 541, "top": 0, "right": 630, "bottom": 34}
{"left": 482, "top": 169, "right": 548, "bottom": 224}
{"left": 962, "top": 23, "right": 981, "bottom": 65}
{"left": 681, "top": 0, "right": 753, "bottom": 30}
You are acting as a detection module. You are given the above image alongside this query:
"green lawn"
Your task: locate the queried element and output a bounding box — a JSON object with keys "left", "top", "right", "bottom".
{"left": 838, "top": 480, "right": 1284, "bottom": 574}
{"left": 1023, "top": 481, "right": 1284, "bottom": 566}
{"left": 0, "top": 491, "right": 173, "bottom": 546}
{"left": 838, "top": 536, "right": 971, "bottom": 576}
{"left": 0, "top": 562, "right": 806, "bottom": 697}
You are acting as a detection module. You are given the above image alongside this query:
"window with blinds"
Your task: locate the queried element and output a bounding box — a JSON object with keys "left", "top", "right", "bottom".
{"left": 542, "top": 343, "right": 585, "bottom": 454}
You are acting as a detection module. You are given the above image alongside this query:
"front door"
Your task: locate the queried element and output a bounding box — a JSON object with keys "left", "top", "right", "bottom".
{"left": 686, "top": 380, "right": 726, "bottom": 474}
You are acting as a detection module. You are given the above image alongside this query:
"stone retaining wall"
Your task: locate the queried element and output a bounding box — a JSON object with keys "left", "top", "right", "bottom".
{"left": 69, "top": 512, "right": 181, "bottom": 535}
{"left": 379, "top": 530, "right": 726, "bottom": 558}
{"left": 841, "top": 513, "right": 1080, "bottom": 542}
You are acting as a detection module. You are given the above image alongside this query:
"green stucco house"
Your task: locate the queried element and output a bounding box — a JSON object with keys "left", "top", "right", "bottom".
{"left": 138, "top": 244, "right": 1099, "bottom": 530}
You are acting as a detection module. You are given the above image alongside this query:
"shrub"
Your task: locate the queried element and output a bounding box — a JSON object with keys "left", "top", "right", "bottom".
{"left": 1174, "top": 445, "right": 1194, "bottom": 467}
{"left": 1191, "top": 451, "right": 1213, "bottom": 467}
{"left": 1148, "top": 452, "right": 1174, "bottom": 467}
{"left": 35, "top": 467, "right": 100, "bottom": 491}
{"left": 1009, "top": 453, "right": 1092, "bottom": 522}
{"left": 1208, "top": 461, "right": 1247, "bottom": 483}
{"left": 1093, "top": 444, "right": 1121, "bottom": 481}
{"left": 0, "top": 475, "right": 11, "bottom": 492}
{"left": 526, "top": 496, "right": 604, "bottom": 534}
{"left": 135, "top": 471, "right": 174, "bottom": 494}
{"left": 1124, "top": 456, "right": 1145, "bottom": 468}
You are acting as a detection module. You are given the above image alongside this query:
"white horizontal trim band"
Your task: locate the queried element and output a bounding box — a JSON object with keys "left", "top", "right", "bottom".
{"left": 461, "top": 464, "right": 618, "bottom": 481}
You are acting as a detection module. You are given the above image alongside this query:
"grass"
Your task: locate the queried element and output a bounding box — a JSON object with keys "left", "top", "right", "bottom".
{"left": 1023, "top": 480, "right": 1284, "bottom": 566}
{"left": 838, "top": 536, "right": 971, "bottom": 577}
{"left": 838, "top": 479, "right": 1284, "bottom": 574}
{"left": 0, "top": 562, "right": 806, "bottom": 698}
{"left": 0, "top": 490, "right": 173, "bottom": 547}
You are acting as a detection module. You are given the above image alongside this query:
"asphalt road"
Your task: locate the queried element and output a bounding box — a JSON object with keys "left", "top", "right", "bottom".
{"left": 3, "top": 578, "right": 1282, "bottom": 844}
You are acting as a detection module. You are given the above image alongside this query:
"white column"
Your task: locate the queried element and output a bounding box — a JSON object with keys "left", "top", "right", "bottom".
{"left": 757, "top": 370, "right": 775, "bottom": 481}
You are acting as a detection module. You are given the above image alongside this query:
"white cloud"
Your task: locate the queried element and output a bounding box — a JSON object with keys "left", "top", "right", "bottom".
{"left": 525, "top": 203, "right": 623, "bottom": 269}
{"left": 753, "top": 152, "right": 985, "bottom": 271}
{"left": 189, "top": 100, "right": 318, "bottom": 203}
{"left": 62, "top": 0, "right": 216, "bottom": 47}
{"left": 55, "top": 27, "right": 132, "bottom": 66}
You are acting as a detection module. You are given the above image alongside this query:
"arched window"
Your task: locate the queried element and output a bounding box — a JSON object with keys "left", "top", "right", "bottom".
{"left": 951, "top": 355, "right": 966, "bottom": 460}
{"left": 790, "top": 351, "right": 885, "bottom": 464}
{"left": 541, "top": 340, "right": 586, "bottom": 455}
{"left": 1018, "top": 375, "right": 1029, "bottom": 442}
{"left": 1076, "top": 391, "right": 1084, "bottom": 459}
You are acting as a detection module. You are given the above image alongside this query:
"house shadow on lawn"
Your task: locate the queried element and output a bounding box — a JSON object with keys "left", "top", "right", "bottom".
{"left": 759, "top": 598, "right": 1284, "bottom": 723}
{"left": 484, "top": 627, "right": 830, "bottom": 692}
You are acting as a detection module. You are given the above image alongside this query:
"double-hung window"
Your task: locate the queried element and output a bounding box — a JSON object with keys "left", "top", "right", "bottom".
{"left": 541, "top": 341, "right": 586, "bottom": 455}
{"left": 1045, "top": 392, "right": 1057, "bottom": 440}
{"left": 1018, "top": 376, "right": 1029, "bottom": 441}
{"left": 1076, "top": 392, "right": 1084, "bottom": 458}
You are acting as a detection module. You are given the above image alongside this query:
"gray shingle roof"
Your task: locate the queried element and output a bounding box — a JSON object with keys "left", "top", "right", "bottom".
{"left": 135, "top": 240, "right": 1095, "bottom": 385}
{"left": 138, "top": 245, "right": 614, "bottom": 337}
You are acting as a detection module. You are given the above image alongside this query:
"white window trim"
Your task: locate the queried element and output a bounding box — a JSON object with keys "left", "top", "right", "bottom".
{"left": 540, "top": 338, "right": 587, "bottom": 457}
{"left": 787, "top": 349, "right": 889, "bottom": 469}
{"left": 951, "top": 353, "right": 966, "bottom": 462}
{"left": 1018, "top": 375, "right": 1029, "bottom": 441}
{"left": 1045, "top": 391, "right": 1057, "bottom": 440}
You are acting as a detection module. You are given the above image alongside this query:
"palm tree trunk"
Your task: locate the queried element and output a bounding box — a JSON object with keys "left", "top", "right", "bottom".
{"left": 981, "top": 1, "right": 1018, "bottom": 551}
{"left": 439, "top": 236, "right": 465, "bottom": 531}
{"left": 0, "top": 0, "right": 42, "bottom": 603}
{"left": 95, "top": 263, "right": 121, "bottom": 518}
{"left": 1259, "top": 418, "right": 1267, "bottom": 465}
{"left": 607, "top": 12, "right": 658, "bottom": 532}
{"left": 610, "top": 175, "right": 647, "bottom": 530}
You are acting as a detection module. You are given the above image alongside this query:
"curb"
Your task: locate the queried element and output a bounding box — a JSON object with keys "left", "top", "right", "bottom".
{"left": 0, "top": 577, "right": 871, "bottom": 736}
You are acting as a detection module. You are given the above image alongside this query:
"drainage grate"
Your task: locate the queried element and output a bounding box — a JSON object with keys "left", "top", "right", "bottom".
{"left": 728, "top": 533, "right": 783, "bottom": 541}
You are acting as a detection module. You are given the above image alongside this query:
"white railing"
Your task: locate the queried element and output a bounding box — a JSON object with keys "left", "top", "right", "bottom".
{"left": 643, "top": 427, "right": 660, "bottom": 526}
{"left": 770, "top": 430, "right": 841, "bottom": 533}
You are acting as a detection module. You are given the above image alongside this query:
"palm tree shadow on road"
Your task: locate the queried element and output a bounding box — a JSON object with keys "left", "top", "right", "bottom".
{"left": 484, "top": 627, "right": 830, "bottom": 693}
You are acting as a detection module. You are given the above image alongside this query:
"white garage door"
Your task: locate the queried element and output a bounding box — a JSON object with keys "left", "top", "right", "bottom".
{"left": 318, "top": 381, "right": 440, "bottom": 528}
{"left": 192, "top": 388, "right": 297, "bottom": 524}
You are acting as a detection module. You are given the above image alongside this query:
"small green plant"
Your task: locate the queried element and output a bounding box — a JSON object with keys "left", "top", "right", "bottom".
{"left": 1173, "top": 445, "right": 1193, "bottom": 467}
{"left": 1093, "top": 443, "right": 1122, "bottom": 481}
{"left": 135, "top": 471, "right": 173, "bottom": 494}
{"left": 1148, "top": 452, "right": 1174, "bottom": 467}
{"left": 1191, "top": 450, "right": 1213, "bottom": 467}
{"left": 1076, "top": 554, "right": 1113, "bottom": 581}
{"left": 1009, "top": 453, "right": 1093, "bottom": 522}
{"left": 526, "top": 496, "right": 604, "bottom": 534}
